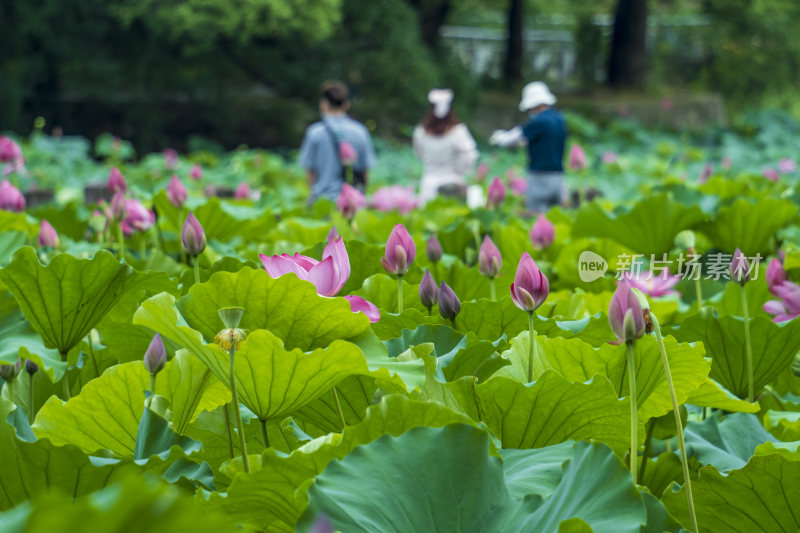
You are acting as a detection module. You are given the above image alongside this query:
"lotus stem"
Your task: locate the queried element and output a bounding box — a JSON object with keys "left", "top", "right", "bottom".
{"left": 7, "top": 380, "right": 14, "bottom": 406}
{"left": 639, "top": 419, "right": 655, "bottom": 484}
{"left": 396, "top": 275, "right": 404, "bottom": 313}
{"left": 694, "top": 278, "right": 703, "bottom": 309}
{"left": 331, "top": 387, "right": 346, "bottom": 431}
{"left": 193, "top": 257, "right": 201, "bottom": 285}
{"left": 228, "top": 343, "right": 250, "bottom": 473}
{"left": 60, "top": 350, "right": 70, "bottom": 401}
{"left": 626, "top": 340, "right": 638, "bottom": 483}
{"left": 147, "top": 374, "right": 156, "bottom": 408}
{"left": 116, "top": 223, "right": 125, "bottom": 261}
{"left": 28, "top": 373, "right": 35, "bottom": 424}
{"left": 260, "top": 419, "right": 270, "bottom": 449}
{"left": 222, "top": 404, "right": 234, "bottom": 459}
{"left": 489, "top": 277, "right": 497, "bottom": 301}
{"left": 741, "top": 286, "right": 754, "bottom": 402}
{"left": 527, "top": 312, "right": 536, "bottom": 383}
{"left": 650, "top": 311, "right": 698, "bottom": 533}
{"left": 86, "top": 333, "right": 99, "bottom": 378}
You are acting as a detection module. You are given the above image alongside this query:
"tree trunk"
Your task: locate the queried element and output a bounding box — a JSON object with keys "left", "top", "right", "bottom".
{"left": 607, "top": 0, "right": 648, "bottom": 89}
{"left": 503, "top": 0, "right": 523, "bottom": 82}
{"left": 406, "top": 0, "right": 451, "bottom": 50}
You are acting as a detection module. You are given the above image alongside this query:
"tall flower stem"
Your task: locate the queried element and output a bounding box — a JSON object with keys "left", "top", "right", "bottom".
{"left": 331, "top": 387, "right": 346, "bottom": 431}
{"left": 626, "top": 341, "right": 638, "bottom": 483}
{"left": 193, "top": 256, "right": 201, "bottom": 285}
{"left": 260, "top": 419, "right": 270, "bottom": 449}
{"left": 86, "top": 333, "right": 100, "bottom": 378}
{"left": 60, "top": 351, "right": 70, "bottom": 401}
{"left": 228, "top": 344, "right": 250, "bottom": 473}
{"left": 489, "top": 278, "right": 497, "bottom": 301}
{"left": 147, "top": 374, "right": 157, "bottom": 408}
{"left": 28, "top": 373, "right": 35, "bottom": 424}
{"left": 694, "top": 278, "right": 704, "bottom": 309}
{"left": 7, "top": 380, "right": 14, "bottom": 406}
{"left": 116, "top": 223, "right": 125, "bottom": 261}
{"left": 222, "top": 404, "right": 234, "bottom": 459}
{"left": 527, "top": 312, "right": 536, "bottom": 383}
{"left": 396, "top": 275, "right": 404, "bottom": 313}
{"left": 740, "top": 286, "right": 754, "bottom": 402}
{"left": 650, "top": 311, "right": 698, "bottom": 533}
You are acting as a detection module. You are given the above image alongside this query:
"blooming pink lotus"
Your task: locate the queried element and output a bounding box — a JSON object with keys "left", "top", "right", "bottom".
{"left": 370, "top": 185, "right": 418, "bottom": 214}
{"left": 337, "top": 183, "right": 366, "bottom": 220}
{"left": 382, "top": 224, "right": 416, "bottom": 276}
{"left": 766, "top": 258, "right": 787, "bottom": 295}
{"left": 764, "top": 282, "right": 800, "bottom": 323}
{"left": 339, "top": 141, "right": 357, "bottom": 166}
{"left": 620, "top": 269, "right": 680, "bottom": 298}
{"left": 778, "top": 158, "right": 797, "bottom": 174}
{"left": 529, "top": 215, "right": 555, "bottom": 249}
{"left": 0, "top": 179, "right": 25, "bottom": 211}
{"left": 122, "top": 198, "right": 155, "bottom": 235}
{"left": 38, "top": 219, "right": 59, "bottom": 248}
{"left": 108, "top": 167, "right": 127, "bottom": 193}
{"left": 167, "top": 175, "right": 188, "bottom": 207}
{"left": 343, "top": 295, "right": 380, "bottom": 322}
{"left": 763, "top": 168, "right": 780, "bottom": 182}
{"left": 486, "top": 177, "right": 506, "bottom": 208}
{"left": 510, "top": 252, "right": 549, "bottom": 312}
{"left": 190, "top": 164, "right": 203, "bottom": 181}
{"left": 569, "top": 144, "right": 587, "bottom": 171}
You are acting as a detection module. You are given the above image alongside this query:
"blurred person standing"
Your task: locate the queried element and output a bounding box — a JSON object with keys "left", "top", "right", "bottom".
{"left": 299, "top": 81, "right": 376, "bottom": 203}
{"left": 489, "top": 82, "right": 567, "bottom": 212}
{"left": 413, "top": 89, "right": 479, "bottom": 203}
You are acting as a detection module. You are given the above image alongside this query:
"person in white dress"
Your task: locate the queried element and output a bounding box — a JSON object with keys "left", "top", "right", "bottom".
{"left": 413, "top": 89, "right": 479, "bottom": 203}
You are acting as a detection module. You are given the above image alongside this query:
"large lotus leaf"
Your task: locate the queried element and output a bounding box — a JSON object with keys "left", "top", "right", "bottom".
{"left": 684, "top": 412, "right": 774, "bottom": 471}
{"left": 0, "top": 247, "right": 161, "bottom": 355}
{"left": 476, "top": 372, "right": 631, "bottom": 452}
{"left": 194, "top": 197, "right": 277, "bottom": 243}
{"left": 672, "top": 311, "right": 800, "bottom": 399}
{"left": 297, "top": 426, "right": 649, "bottom": 533}
{"left": 573, "top": 193, "right": 705, "bottom": 256}
{"left": 662, "top": 453, "right": 800, "bottom": 533}
{"left": 30, "top": 202, "right": 88, "bottom": 241}
{"left": 0, "top": 232, "right": 26, "bottom": 267}
{"left": 175, "top": 267, "right": 370, "bottom": 350}
{"left": 292, "top": 375, "right": 378, "bottom": 436}
{"left": 713, "top": 276, "right": 771, "bottom": 318}
{"left": 685, "top": 378, "right": 760, "bottom": 413}
{"left": 214, "top": 395, "right": 475, "bottom": 531}
{"left": 0, "top": 290, "right": 64, "bottom": 381}
{"left": 552, "top": 237, "right": 632, "bottom": 293}
{"left": 763, "top": 411, "right": 800, "bottom": 441}
{"left": 698, "top": 197, "right": 797, "bottom": 256}
{"left": 33, "top": 356, "right": 228, "bottom": 455}
{"left": 265, "top": 216, "right": 329, "bottom": 247}
{"left": 353, "top": 273, "right": 426, "bottom": 313}
{"left": 641, "top": 452, "right": 685, "bottom": 498}
{"left": 493, "top": 332, "right": 709, "bottom": 421}
{"left": 370, "top": 308, "right": 439, "bottom": 339}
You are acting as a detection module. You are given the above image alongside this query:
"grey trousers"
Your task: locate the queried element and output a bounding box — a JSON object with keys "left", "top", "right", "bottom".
{"left": 526, "top": 171, "right": 564, "bottom": 212}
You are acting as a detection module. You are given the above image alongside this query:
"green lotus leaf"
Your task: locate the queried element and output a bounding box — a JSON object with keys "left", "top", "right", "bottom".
{"left": 195, "top": 197, "right": 277, "bottom": 243}
{"left": 0, "top": 232, "right": 26, "bottom": 267}
{"left": 353, "top": 273, "right": 426, "bottom": 313}
{"left": 698, "top": 197, "right": 797, "bottom": 256}
{"left": 684, "top": 413, "right": 774, "bottom": 471}
{"left": 684, "top": 378, "right": 760, "bottom": 413}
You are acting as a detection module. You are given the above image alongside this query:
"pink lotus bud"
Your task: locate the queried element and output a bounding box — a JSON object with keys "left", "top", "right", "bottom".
{"left": 763, "top": 168, "right": 779, "bottom": 182}
{"left": 779, "top": 158, "right": 797, "bottom": 174}
{"left": 529, "top": 215, "right": 555, "bottom": 249}
{"left": 143, "top": 333, "right": 166, "bottom": 375}
{"left": 419, "top": 269, "right": 439, "bottom": 310}
{"left": 108, "top": 167, "right": 127, "bottom": 193}
{"left": 381, "top": 224, "right": 416, "bottom": 276}
{"left": 730, "top": 248, "right": 750, "bottom": 285}
{"left": 478, "top": 236, "right": 502, "bottom": 278}
{"left": 661, "top": 97, "right": 674, "bottom": 111}
{"left": 0, "top": 360, "right": 22, "bottom": 383}
{"left": 339, "top": 141, "right": 357, "bottom": 166}
{"left": 190, "top": 164, "right": 203, "bottom": 180}
{"left": 569, "top": 144, "right": 587, "bottom": 171}
{"left": 25, "top": 359, "right": 38, "bottom": 375}
{"left": 486, "top": 177, "right": 506, "bottom": 208}
{"left": 182, "top": 211, "right": 207, "bottom": 256}
{"left": 123, "top": 199, "right": 155, "bottom": 234}
{"left": 38, "top": 220, "right": 59, "bottom": 248}
{"left": 166, "top": 175, "right": 188, "bottom": 207}
{"left": 343, "top": 295, "right": 380, "bottom": 323}
{"left": 721, "top": 156, "right": 732, "bottom": 169}
{"left": 766, "top": 258, "right": 787, "bottom": 295}
{"left": 426, "top": 234, "right": 442, "bottom": 264}
{"left": 438, "top": 282, "right": 461, "bottom": 320}
{"left": 475, "top": 162, "right": 489, "bottom": 181}
{"left": 0, "top": 179, "right": 25, "bottom": 211}
{"left": 234, "top": 182, "right": 251, "bottom": 200}
{"left": 0, "top": 137, "right": 23, "bottom": 164}
{"left": 602, "top": 151, "right": 618, "bottom": 164}
{"left": 163, "top": 148, "right": 179, "bottom": 170}
{"left": 698, "top": 163, "right": 713, "bottom": 184}
{"left": 111, "top": 192, "right": 127, "bottom": 221}
{"left": 336, "top": 183, "right": 366, "bottom": 220}
{"left": 608, "top": 281, "right": 645, "bottom": 343}
{"left": 509, "top": 176, "right": 527, "bottom": 196}
{"left": 510, "top": 252, "right": 549, "bottom": 312}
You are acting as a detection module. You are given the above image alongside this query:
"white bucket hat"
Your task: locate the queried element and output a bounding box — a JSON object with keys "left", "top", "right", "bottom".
{"left": 518, "top": 82, "right": 556, "bottom": 112}
{"left": 428, "top": 88, "right": 454, "bottom": 118}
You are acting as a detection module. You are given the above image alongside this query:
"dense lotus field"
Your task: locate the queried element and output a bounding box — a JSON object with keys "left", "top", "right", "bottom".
{"left": 1, "top": 113, "right": 800, "bottom": 532}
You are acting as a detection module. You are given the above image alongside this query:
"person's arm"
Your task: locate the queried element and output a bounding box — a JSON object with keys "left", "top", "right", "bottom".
{"left": 306, "top": 170, "right": 315, "bottom": 188}
{"left": 453, "top": 125, "right": 479, "bottom": 175}
{"left": 489, "top": 126, "right": 526, "bottom": 148}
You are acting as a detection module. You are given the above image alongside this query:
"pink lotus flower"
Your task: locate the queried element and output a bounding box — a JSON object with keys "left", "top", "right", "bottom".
{"left": 182, "top": 212, "right": 206, "bottom": 256}
{"left": 510, "top": 252, "right": 549, "bottom": 312}
{"left": 381, "top": 224, "right": 416, "bottom": 276}
{"left": 339, "top": 141, "right": 357, "bottom": 166}
{"left": 343, "top": 295, "right": 380, "bottom": 323}
{"left": 608, "top": 281, "right": 645, "bottom": 342}
{"left": 234, "top": 182, "right": 251, "bottom": 200}
{"left": 326, "top": 226, "right": 340, "bottom": 243}
{"left": 721, "top": 156, "right": 732, "bottom": 169}
{"left": 426, "top": 234, "right": 442, "bottom": 263}
{"left": 764, "top": 282, "right": 800, "bottom": 323}
{"left": 602, "top": 151, "right": 618, "bottom": 164}
{"left": 111, "top": 191, "right": 127, "bottom": 220}
{"left": 0, "top": 179, "right": 25, "bottom": 211}
{"left": 190, "top": 164, "right": 203, "bottom": 181}
{"left": 419, "top": 269, "right": 439, "bottom": 310}
{"left": 438, "top": 282, "right": 461, "bottom": 320}
{"left": 730, "top": 248, "right": 750, "bottom": 285}
{"left": 108, "top": 167, "right": 127, "bottom": 193}
{"left": 661, "top": 97, "right": 674, "bottom": 111}
{"left": 478, "top": 235, "right": 502, "bottom": 278}
{"left": 486, "top": 177, "right": 506, "bottom": 208}
{"left": 569, "top": 144, "right": 587, "bottom": 171}
{"left": 475, "top": 162, "right": 489, "bottom": 181}
{"left": 530, "top": 215, "right": 555, "bottom": 249}
{"left": 144, "top": 333, "right": 166, "bottom": 375}
{"left": 509, "top": 176, "right": 527, "bottom": 196}
{"left": 370, "top": 185, "right": 418, "bottom": 214}
{"left": 122, "top": 199, "right": 155, "bottom": 235}
{"left": 698, "top": 163, "right": 713, "bottom": 184}
{"left": 0, "top": 137, "right": 25, "bottom": 175}
{"left": 763, "top": 168, "right": 780, "bottom": 182}
{"left": 766, "top": 258, "right": 787, "bottom": 295}
{"left": 38, "top": 220, "right": 59, "bottom": 248}
{"left": 778, "top": 158, "right": 797, "bottom": 174}
{"left": 621, "top": 269, "right": 680, "bottom": 298}
{"left": 167, "top": 175, "right": 188, "bottom": 207}
{"left": 337, "top": 183, "right": 366, "bottom": 220}
{"left": 164, "top": 148, "right": 179, "bottom": 170}
{"left": 261, "top": 236, "right": 350, "bottom": 297}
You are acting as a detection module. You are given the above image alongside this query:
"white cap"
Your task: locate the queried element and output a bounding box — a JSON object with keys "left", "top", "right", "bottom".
{"left": 428, "top": 89, "right": 454, "bottom": 118}
{"left": 518, "top": 82, "right": 556, "bottom": 112}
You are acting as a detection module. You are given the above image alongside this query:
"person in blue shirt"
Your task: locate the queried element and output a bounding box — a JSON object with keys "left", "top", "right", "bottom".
{"left": 489, "top": 81, "right": 568, "bottom": 212}
{"left": 299, "top": 81, "right": 376, "bottom": 203}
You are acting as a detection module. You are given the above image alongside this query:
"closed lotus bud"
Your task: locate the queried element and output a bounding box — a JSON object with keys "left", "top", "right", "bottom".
{"left": 25, "top": 359, "right": 38, "bottom": 376}
{"left": 166, "top": 175, "right": 188, "bottom": 207}
{"left": 0, "top": 360, "right": 22, "bottom": 382}
{"left": 698, "top": 163, "right": 713, "bottom": 184}
{"left": 163, "top": 148, "right": 179, "bottom": 170}
{"left": 569, "top": 144, "right": 587, "bottom": 171}
{"left": 107, "top": 167, "right": 127, "bottom": 193}
{"left": 426, "top": 234, "right": 442, "bottom": 264}
{"left": 763, "top": 168, "right": 779, "bottom": 182}
{"left": 419, "top": 270, "right": 439, "bottom": 310}
{"left": 766, "top": 258, "right": 787, "bottom": 294}
{"left": 475, "top": 162, "right": 489, "bottom": 181}
{"left": 143, "top": 333, "right": 166, "bottom": 375}
{"left": 0, "top": 179, "right": 25, "bottom": 212}
{"left": 382, "top": 224, "right": 416, "bottom": 276}
{"left": 190, "top": 164, "right": 203, "bottom": 180}
{"left": 336, "top": 183, "right": 366, "bottom": 220}
{"left": 182, "top": 211, "right": 207, "bottom": 256}
{"left": 234, "top": 182, "right": 251, "bottom": 200}
{"left": 530, "top": 215, "right": 555, "bottom": 249}
{"left": 510, "top": 252, "right": 550, "bottom": 312}
{"left": 486, "top": 177, "right": 506, "bottom": 208}
{"left": 730, "top": 248, "right": 750, "bottom": 285}
{"left": 608, "top": 281, "right": 645, "bottom": 343}
{"left": 38, "top": 219, "right": 60, "bottom": 248}
{"left": 339, "top": 141, "right": 357, "bottom": 166}
{"left": 438, "top": 282, "right": 461, "bottom": 321}
{"left": 478, "top": 236, "right": 502, "bottom": 278}
{"left": 111, "top": 191, "right": 127, "bottom": 221}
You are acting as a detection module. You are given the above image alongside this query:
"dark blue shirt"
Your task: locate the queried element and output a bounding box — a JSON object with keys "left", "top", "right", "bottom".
{"left": 522, "top": 108, "right": 567, "bottom": 172}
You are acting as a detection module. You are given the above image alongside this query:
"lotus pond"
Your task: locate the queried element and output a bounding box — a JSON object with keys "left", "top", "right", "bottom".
{"left": 1, "top": 112, "right": 800, "bottom": 532}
